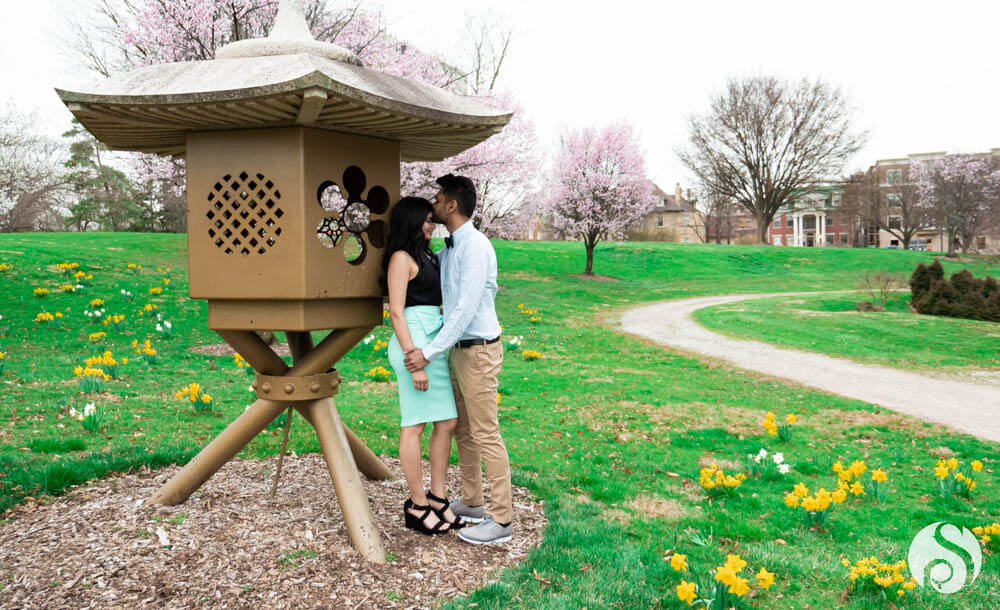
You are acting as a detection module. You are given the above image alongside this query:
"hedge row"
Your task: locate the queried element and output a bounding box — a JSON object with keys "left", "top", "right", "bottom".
{"left": 909, "top": 260, "right": 1000, "bottom": 322}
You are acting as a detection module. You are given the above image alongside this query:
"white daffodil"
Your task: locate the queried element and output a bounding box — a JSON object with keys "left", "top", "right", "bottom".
{"left": 83, "top": 402, "right": 96, "bottom": 417}
{"left": 164, "top": 321, "right": 172, "bottom": 329}
{"left": 772, "top": 452, "right": 784, "bottom": 465}
{"left": 363, "top": 335, "right": 374, "bottom": 345}
{"left": 755, "top": 448, "right": 768, "bottom": 463}
{"left": 778, "top": 464, "right": 791, "bottom": 474}
{"left": 156, "top": 324, "right": 163, "bottom": 332}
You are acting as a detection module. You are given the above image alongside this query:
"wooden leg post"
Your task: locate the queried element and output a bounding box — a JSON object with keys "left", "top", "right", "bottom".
{"left": 308, "top": 396, "right": 387, "bottom": 564}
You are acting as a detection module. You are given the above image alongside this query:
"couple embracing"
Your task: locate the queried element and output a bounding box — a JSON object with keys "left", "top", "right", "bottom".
{"left": 382, "top": 174, "right": 513, "bottom": 545}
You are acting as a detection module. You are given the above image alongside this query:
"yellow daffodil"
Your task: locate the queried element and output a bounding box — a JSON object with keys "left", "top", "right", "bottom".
{"left": 871, "top": 469, "right": 888, "bottom": 483}
{"left": 786, "top": 413, "right": 797, "bottom": 424}
{"left": 793, "top": 482, "right": 809, "bottom": 497}
{"left": 676, "top": 580, "right": 697, "bottom": 605}
{"left": 971, "top": 460, "right": 983, "bottom": 472}
{"left": 669, "top": 553, "right": 687, "bottom": 573}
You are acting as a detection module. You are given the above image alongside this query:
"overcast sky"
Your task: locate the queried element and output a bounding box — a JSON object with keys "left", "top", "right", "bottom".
{"left": 4, "top": 0, "right": 1000, "bottom": 189}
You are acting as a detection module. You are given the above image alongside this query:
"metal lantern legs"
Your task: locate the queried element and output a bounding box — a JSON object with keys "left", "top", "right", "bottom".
{"left": 150, "top": 328, "right": 392, "bottom": 564}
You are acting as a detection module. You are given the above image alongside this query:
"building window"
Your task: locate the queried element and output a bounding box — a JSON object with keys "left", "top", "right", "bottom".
{"left": 803, "top": 216, "right": 816, "bottom": 230}
{"left": 832, "top": 193, "right": 841, "bottom": 207}
{"left": 656, "top": 216, "right": 663, "bottom": 227}
{"left": 786, "top": 217, "right": 793, "bottom": 228}
{"left": 977, "top": 236, "right": 987, "bottom": 250}
{"left": 683, "top": 237, "right": 690, "bottom": 243}
{"left": 840, "top": 233, "right": 848, "bottom": 245}
{"left": 825, "top": 234, "right": 834, "bottom": 245}
{"left": 683, "top": 216, "right": 690, "bottom": 227}
{"left": 887, "top": 169, "right": 902, "bottom": 184}
{"left": 773, "top": 236, "right": 781, "bottom": 246}
{"left": 887, "top": 194, "right": 902, "bottom": 208}
{"left": 773, "top": 217, "right": 780, "bottom": 228}
{"left": 826, "top": 215, "right": 834, "bottom": 226}
{"left": 888, "top": 216, "right": 902, "bottom": 230}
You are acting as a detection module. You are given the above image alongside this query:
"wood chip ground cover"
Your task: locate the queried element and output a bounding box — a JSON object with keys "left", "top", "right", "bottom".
{"left": 0, "top": 456, "right": 545, "bottom": 608}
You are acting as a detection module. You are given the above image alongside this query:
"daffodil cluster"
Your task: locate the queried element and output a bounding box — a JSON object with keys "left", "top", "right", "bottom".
{"left": 84, "top": 351, "right": 126, "bottom": 379}
{"left": 103, "top": 313, "right": 126, "bottom": 330}
{"left": 971, "top": 522, "right": 1000, "bottom": 552}
{"left": 69, "top": 402, "right": 102, "bottom": 433}
{"left": 155, "top": 319, "right": 173, "bottom": 337}
{"left": 73, "top": 270, "right": 93, "bottom": 286}
{"left": 363, "top": 366, "right": 392, "bottom": 382}
{"left": 88, "top": 331, "right": 107, "bottom": 344}
{"left": 0, "top": 262, "right": 12, "bottom": 272}
{"left": 175, "top": 382, "right": 214, "bottom": 413}
{"left": 84, "top": 308, "right": 107, "bottom": 323}
{"left": 33, "top": 287, "right": 49, "bottom": 298}
{"left": 74, "top": 365, "right": 110, "bottom": 393}
{"left": 843, "top": 556, "right": 917, "bottom": 600}
{"left": 832, "top": 459, "right": 876, "bottom": 501}
{"left": 698, "top": 464, "right": 747, "bottom": 498}
{"left": 784, "top": 481, "right": 847, "bottom": 530}
{"left": 746, "top": 448, "right": 791, "bottom": 480}
{"left": 126, "top": 263, "right": 142, "bottom": 273}
{"left": 149, "top": 286, "right": 163, "bottom": 295}
{"left": 371, "top": 338, "right": 389, "bottom": 353}
{"left": 522, "top": 350, "right": 543, "bottom": 361}
{"left": 0, "top": 350, "right": 6, "bottom": 374}
{"left": 89, "top": 298, "right": 105, "bottom": 308}
{"left": 120, "top": 289, "right": 133, "bottom": 302}
{"left": 935, "top": 457, "right": 982, "bottom": 499}
{"left": 34, "top": 312, "right": 57, "bottom": 324}
{"left": 132, "top": 339, "right": 159, "bottom": 364}
{"left": 56, "top": 262, "right": 79, "bottom": 274}
{"left": 669, "top": 551, "right": 776, "bottom": 608}
{"left": 60, "top": 284, "right": 77, "bottom": 293}
{"left": 233, "top": 352, "right": 253, "bottom": 374}
{"left": 505, "top": 335, "right": 523, "bottom": 352}
{"left": 761, "top": 411, "right": 797, "bottom": 441}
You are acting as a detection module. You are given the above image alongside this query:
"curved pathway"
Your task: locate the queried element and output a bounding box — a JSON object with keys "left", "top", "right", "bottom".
{"left": 620, "top": 293, "right": 1000, "bottom": 444}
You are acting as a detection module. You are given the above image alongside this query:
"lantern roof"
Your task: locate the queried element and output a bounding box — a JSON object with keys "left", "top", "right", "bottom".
{"left": 54, "top": 0, "right": 511, "bottom": 162}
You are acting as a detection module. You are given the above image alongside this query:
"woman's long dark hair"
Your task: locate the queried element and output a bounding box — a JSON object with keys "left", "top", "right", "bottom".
{"left": 382, "top": 196, "right": 434, "bottom": 274}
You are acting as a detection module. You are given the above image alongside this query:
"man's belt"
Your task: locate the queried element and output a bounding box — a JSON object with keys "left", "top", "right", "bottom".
{"left": 456, "top": 336, "right": 501, "bottom": 349}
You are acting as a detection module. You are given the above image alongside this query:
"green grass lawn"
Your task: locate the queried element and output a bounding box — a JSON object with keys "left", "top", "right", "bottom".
{"left": 694, "top": 292, "right": 1000, "bottom": 370}
{"left": 1, "top": 234, "right": 999, "bottom": 608}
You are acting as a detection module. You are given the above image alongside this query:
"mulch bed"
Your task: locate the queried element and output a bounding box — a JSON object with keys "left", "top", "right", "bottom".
{"left": 0, "top": 455, "right": 545, "bottom": 609}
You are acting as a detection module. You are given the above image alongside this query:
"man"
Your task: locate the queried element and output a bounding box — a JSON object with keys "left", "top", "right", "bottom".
{"left": 404, "top": 174, "right": 513, "bottom": 545}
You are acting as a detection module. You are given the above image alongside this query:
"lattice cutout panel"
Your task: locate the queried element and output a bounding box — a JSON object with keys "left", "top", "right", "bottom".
{"left": 206, "top": 172, "right": 284, "bottom": 256}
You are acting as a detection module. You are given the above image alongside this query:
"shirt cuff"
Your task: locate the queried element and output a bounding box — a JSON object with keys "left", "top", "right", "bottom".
{"left": 421, "top": 347, "right": 440, "bottom": 363}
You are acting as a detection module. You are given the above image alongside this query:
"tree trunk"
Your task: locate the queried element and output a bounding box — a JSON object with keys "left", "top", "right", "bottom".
{"left": 757, "top": 217, "right": 770, "bottom": 244}
{"left": 902, "top": 234, "right": 911, "bottom": 250}
{"left": 946, "top": 229, "right": 958, "bottom": 257}
{"left": 584, "top": 243, "right": 594, "bottom": 275}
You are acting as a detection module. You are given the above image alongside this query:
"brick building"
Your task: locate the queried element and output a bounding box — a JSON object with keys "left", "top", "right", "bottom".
{"left": 766, "top": 184, "right": 855, "bottom": 247}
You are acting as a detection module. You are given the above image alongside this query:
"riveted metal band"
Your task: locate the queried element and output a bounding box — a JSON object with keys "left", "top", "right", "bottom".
{"left": 252, "top": 371, "right": 341, "bottom": 401}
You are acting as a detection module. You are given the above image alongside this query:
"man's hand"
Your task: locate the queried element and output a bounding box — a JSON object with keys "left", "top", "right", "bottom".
{"left": 404, "top": 347, "right": 429, "bottom": 372}
{"left": 412, "top": 369, "right": 429, "bottom": 392}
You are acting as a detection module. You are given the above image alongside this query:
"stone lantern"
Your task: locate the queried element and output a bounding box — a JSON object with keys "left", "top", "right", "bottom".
{"left": 56, "top": 0, "right": 511, "bottom": 563}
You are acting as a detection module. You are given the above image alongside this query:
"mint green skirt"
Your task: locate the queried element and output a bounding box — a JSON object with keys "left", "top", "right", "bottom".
{"left": 387, "top": 306, "right": 458, "bottom": 427}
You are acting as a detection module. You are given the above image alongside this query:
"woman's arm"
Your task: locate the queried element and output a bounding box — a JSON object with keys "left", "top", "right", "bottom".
{"left": 387, "top": 250, "right": 419, "bottom": 353}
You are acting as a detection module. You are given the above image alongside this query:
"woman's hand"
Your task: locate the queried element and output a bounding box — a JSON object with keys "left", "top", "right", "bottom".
{"left": 412, "top": 369, "right": 429, "bottom": 392}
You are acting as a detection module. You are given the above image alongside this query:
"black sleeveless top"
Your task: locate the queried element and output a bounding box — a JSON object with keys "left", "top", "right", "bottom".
{"left": 406, "top": 251, "right": 443, "bottom": 307}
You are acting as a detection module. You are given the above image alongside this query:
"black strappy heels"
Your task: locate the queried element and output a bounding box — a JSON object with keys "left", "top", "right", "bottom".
{"left": 426, "top": 491, "right": 464, "bottom": 530}
{"left": 403, "top": 498, "right": 452, "bottom": 535}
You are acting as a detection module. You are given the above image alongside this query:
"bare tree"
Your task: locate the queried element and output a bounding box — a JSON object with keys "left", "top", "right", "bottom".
{"left": 0, "top": 104, "right": 69, "bottom": 232}
{"left": 678, "top": 76, "right": 867, "bottom": 244}
{"left": 695, "top": 189, "right": 739, "bottom": 244}
{"left": 841, "top": 167, "right": 932, "bottom": 249}
{"left": 911, "top": 154, "right": 1000, "bottom": 256}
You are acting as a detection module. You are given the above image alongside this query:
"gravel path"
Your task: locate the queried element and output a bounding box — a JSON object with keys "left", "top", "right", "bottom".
{"left": 620, "top": 293, "right": 1000, "bottom": 444}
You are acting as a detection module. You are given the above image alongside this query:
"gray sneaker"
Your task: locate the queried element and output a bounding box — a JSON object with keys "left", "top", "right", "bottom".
{"left": 457, "top": 517, "right": 513, "bottom": 545}
{"left": 450, "top": 499, "right": 485, "bottom": 524}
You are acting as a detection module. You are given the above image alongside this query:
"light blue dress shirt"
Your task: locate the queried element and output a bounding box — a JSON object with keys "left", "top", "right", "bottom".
{"left": 420, "top": 221, "right": 502, "bottom": 362}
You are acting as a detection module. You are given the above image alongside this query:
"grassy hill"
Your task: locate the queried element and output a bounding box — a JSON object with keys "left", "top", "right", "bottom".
{"left": 0, "top": 233, "right": 998, "bottom": 608}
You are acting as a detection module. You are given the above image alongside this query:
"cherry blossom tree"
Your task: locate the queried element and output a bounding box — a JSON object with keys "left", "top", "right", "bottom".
{"left": 543, "top": 123, "right": 656, "bottom": 275}
{"left": 65, "top": 1, "right": 538, "bottom": 237}
{"left": 910, "top": 154, "right": 1000, "bottom": 256}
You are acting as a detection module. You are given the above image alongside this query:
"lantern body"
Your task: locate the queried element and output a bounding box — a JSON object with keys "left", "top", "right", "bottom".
{"left": 185, "top": 127, "right": 400, "bottom": 330}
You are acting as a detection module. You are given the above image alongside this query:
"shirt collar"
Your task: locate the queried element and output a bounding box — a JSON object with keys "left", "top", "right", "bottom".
{"left": 450, "top": 220, "right": 474, "bottom": 244}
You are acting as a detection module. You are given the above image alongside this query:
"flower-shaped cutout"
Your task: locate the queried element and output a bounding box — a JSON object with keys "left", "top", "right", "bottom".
{"left": 315, "top": 165, "right": 389, "bottom": 265}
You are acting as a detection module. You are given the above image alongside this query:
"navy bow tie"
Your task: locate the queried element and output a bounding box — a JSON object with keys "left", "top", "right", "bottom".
{"left": 444, "top": 235, "right": 454, "bottom": 248}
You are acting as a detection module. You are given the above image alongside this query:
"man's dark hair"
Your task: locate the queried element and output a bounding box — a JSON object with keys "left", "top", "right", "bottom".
{"left": 435, "top": 174, "right": 476, "bottom": 218}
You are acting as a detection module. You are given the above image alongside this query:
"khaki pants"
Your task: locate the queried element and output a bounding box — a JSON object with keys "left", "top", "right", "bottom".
{"left": 450, "top": 341, "right": 512, "bottom": 524}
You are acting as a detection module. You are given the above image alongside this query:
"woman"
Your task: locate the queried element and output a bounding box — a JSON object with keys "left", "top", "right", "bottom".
{"left": 384, "top": 197, "right": 462, "bottom": 535}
